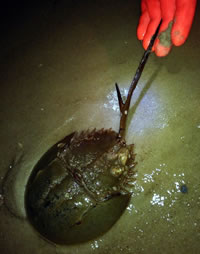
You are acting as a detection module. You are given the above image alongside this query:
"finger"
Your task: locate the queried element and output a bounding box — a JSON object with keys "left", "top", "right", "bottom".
{"left": 142, "top": 0, "right": 161, "bottom": 50}
{"left": 172, "top": 0, "right": 197, "bottom": 46}
{"left": 153, "top": 0, "right": 175, "bottom": 56}
{"left": 137, "top": 0, "right": 150, "bottom": 40}
{"left": 159, "top": 0, "right": 176, "bottom": 30}
{"left": 155, "top": 40, "right": 172, "bottom": 57}
{"left": 142, "top": 19, "right": 161, "bottom": 50}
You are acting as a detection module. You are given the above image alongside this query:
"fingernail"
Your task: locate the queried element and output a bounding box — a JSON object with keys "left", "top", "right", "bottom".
{"left": 155, "top": 44, "right": 172, "bottom": 57}
{"left": 172, "top": 30, "right": 185, "bottom": 46}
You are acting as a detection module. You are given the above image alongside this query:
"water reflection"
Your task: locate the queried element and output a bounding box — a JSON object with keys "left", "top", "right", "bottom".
{"left": 126, "top": 203, "right": 138, "bottom": 214}
{"left": 104, "top": 85, "right": 169, "bottom": 137}
{"left": 104, "top": 87, "right": 128, "bottom": 112}
{"left": 90, "top": 239, "right": 103, "bottom": 250}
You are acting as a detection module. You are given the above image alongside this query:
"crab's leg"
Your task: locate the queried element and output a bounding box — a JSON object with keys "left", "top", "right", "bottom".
{"left": 116, "top": 20, "right": 162, "bottom": 139}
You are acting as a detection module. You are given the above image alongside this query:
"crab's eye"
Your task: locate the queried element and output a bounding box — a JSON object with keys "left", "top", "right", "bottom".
{"left": 110, "top": 166, "right": 124, "bottom": 176}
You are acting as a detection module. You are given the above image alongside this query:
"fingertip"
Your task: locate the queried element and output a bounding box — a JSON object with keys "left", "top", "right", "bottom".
{"left": 155, "top": 42, "right": 172, "bottom": 57}
{"left": 171, "top": 29, "right": 186, "bottom": 46}
{"left": 142, "top": 37, "right": 155, "bottom": 52}
{"left": 152, "top": 38, "right": 159, "bottom": 52}
{"left": 137, "top": 25, "right": 145, "bottom": 41}
{"left": 142, "top": 36, "right": 150, "bottom": 50}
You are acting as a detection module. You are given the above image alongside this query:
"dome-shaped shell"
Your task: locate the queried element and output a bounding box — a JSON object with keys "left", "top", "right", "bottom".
{"left": 25, "top": 129, "right": 136, "bottom": 245}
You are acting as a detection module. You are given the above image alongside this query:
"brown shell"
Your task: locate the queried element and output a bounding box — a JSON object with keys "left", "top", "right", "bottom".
{"left": 25, "top": 129, "right": 136, "bottom": 245}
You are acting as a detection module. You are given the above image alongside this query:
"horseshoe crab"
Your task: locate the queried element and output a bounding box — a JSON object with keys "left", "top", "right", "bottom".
{"left": 25, "top": 22, "right": 161, "bottom": 245}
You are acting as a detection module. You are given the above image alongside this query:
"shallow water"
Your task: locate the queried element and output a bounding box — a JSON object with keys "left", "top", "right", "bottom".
{"left": 0, "top": 0, "right": 200, "bottom": 253}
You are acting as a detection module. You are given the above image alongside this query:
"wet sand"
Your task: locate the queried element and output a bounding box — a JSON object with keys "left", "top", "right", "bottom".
{"left": 0, "top": 1, "right": 200, "bottom": 253}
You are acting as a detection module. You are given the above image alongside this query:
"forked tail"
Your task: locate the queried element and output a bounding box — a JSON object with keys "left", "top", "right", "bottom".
{"left": 116, "top": 20, "right": 162, "bottom": 139}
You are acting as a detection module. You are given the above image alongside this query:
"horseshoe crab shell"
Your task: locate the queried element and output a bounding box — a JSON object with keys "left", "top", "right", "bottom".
{"left": 25, "top": 129, "right": 135, "bottom": 245}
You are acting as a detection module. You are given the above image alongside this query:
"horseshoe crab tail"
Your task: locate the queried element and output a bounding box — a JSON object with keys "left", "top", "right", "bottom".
{"left": 116, "top": 20, "right": 162, "bottom": 139}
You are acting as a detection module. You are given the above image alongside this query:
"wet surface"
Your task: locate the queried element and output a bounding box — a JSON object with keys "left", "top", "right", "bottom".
{"left": 0, "top": 0, "right": 200, "bottom": 253}
{"left": 158, "top": 21, "right": 173, "bottom": 47}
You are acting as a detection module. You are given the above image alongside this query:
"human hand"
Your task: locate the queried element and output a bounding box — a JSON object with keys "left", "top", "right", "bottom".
{"left": 137, "top": 0, "right": 197, "bottom": 57}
